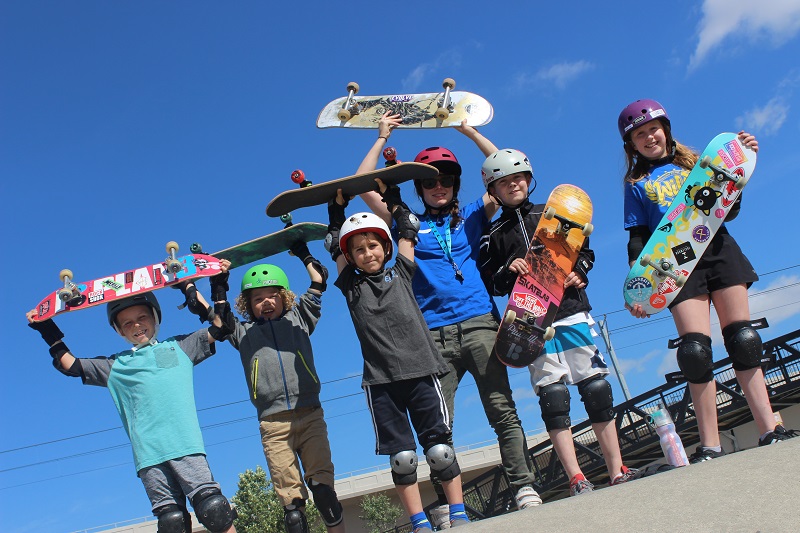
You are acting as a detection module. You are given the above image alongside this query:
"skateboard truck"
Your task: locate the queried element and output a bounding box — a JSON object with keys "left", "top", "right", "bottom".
{"left": 338, "top": 82, "right": 361, "bottom": 122}
{"left": 502, "top": 309, "right": 556, "bottom": 341}
{"left": 543, "top": 207, "right": 594, "bottom": 237}
{"left": 639, "top": 254, "right": 687, "bottom": 286}
{"left": 165, "top": 241, "right": 183, "bottom": 274}
{"left": 291, "top": 169, "right": 312, "bottom": 188}
{"left": 435, "top": 78, "right": 456, "bottom": 121}
{"left": 699, "top": 156, "right": 749, "bottom": 190}
{"left": 383, "top": 146, "right": 399, "bottom": 167}
{"left": 57, "top": 269, "right": 83, "bottom": 305}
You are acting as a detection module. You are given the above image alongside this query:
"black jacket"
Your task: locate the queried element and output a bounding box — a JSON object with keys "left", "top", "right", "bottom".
{"left": 479, "top": 199, "right": 594, "bottom": 321}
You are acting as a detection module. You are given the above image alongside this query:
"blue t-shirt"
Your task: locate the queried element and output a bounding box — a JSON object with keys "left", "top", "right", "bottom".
{"left": 400, "top": 198, "right": 497, "bottom": 329}
{"left": 80, "top": 331, "right": 212, "bottom": 472}
{"left": 624, "top": 163, "right": 691, "bottom": 232}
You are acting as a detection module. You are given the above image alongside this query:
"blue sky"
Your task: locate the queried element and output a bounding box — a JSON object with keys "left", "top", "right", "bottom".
{"left": 2, "top": 1, "right": 800, "bottom": 532}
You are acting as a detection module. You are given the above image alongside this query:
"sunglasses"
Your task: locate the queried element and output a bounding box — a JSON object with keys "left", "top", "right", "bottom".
{"left": 420, "top": 175, "right": 456, "bottom": 190}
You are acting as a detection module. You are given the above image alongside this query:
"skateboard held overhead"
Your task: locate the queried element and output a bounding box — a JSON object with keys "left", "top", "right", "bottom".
{"left": 317, "top": 78, "right": 493, "bottom": 129}
{"left": 266, "top": 162, "right": 438, "bottom": 217}
{"left": 623, "top": 132, "right": 756, "bottom": 315}
{"left": 494, "top": 185, "right": 594, "bottom": 368}
{"left": 33, "top": 242, "right": 222, "bottom": 322}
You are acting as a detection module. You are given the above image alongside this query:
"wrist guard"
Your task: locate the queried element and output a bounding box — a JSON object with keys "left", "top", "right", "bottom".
{"left": 208, "top": 301, "right": 236, "bottom": 341}
{"left": 392, "top": 204, "right": 420, "bottom": 241}
{"left": 325, "top": 229, "right": 342, "bottom": 261}
{"left": 290, "top": 240, "right": 312, "bottom": 263}
{"left": 176, "top": 282, "right": 211, "bottom": 323}
{"left": 210, "top": 271, "right": 230, "bottom": 302}
{"left": 29, "top": 319, "right": 65, "bottom": 346}
{"left": 574, "top": 256, "right": 592, "bottom": 284}
{"left": 327, "top": 197, "right": 348, "bottom": 230}
{"left": 380, "top": 184, "right": 404, "bottom": 212}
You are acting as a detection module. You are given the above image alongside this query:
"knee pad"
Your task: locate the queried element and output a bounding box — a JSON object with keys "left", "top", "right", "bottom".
{"left": 284, "top": 499, "right": 309, "bottom": 533}
{"left": 390, "top": 450, "right": 418, "bottom": 485}
{"left": 157, "top": 504, "right": 191, "bottom": 533}
{"left": 191, "top": 488, "right": 237, "bottom": 533}
{"left": 577, "top": 375, "right": 615, "bottom": 423}
{"left": 424, "top": 443, "right": 461, "bottom": 481}
{"left": 308, "top": 480, "right": 343, "bottom": 527}
{"left": 671, "top": 333, "right": 714, "bottom": 383}
{"left": 723, "top": 321, "right": 765, "bottom": 371}
{"left": 538, "top": 383, "right": 571, "bottom": 430}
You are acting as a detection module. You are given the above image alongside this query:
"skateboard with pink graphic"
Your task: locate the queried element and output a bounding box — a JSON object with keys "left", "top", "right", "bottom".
{"left": 32, "top": 242, "right": 222, "bottom": 322}
{"left": 494, "top": 185, "right": 594, "bottom": 368}
{"left": 623, "top": 133, "right": 755, "bottom": 314}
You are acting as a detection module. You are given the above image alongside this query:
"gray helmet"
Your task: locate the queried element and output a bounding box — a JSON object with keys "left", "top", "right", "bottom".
{"left": 107, "top": 292, "right": 162, "bottom": 328}
{"left": 481, "top": 149, "right": 533, "bottom": 190}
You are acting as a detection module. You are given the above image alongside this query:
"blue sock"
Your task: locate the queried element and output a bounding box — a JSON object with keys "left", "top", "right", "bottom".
{"left": 449, "top": 503, "right": 469, "bottom": 523}
{"left": 411, "top": 512, "right": 431, "bottom": 530}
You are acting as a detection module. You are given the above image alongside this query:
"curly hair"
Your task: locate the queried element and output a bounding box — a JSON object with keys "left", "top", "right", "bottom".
{"left": 233, "top": 288, "right": 297, "bottom": 321}
{"left": 623, "top": 120, "right": 698, "bottom": 183}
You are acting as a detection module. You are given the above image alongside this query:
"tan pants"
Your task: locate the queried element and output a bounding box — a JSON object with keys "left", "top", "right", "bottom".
{"left": 260, "top": 406, "right": 336, "bottom": 506}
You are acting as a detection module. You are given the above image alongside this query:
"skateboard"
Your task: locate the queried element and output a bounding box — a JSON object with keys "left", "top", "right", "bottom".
{"left": 32, "top": 242, "right": 222, "bottom": 322}
{"left": 191, "top": 218, "right": 328, "bottom": 269}
{"left": 623, "top": 133, "right": 755, "bottom": 315}
{"left": 316, "top": 78, "right": 493, "bottom": 129}
{"left": 266, "top": 162, "right": 438, "bottom": 217}
{"left": 494, "top": 185, "right": 594, "bottom": 368}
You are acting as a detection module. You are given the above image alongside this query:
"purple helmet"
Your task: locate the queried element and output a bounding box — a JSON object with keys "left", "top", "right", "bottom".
{"left": 618, "top": 99, "right": 670, "bottom": 140}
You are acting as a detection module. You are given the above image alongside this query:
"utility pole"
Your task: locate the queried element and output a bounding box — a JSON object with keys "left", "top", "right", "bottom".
{"left": 598, "top": 315, "right": 632, "bottom": 402}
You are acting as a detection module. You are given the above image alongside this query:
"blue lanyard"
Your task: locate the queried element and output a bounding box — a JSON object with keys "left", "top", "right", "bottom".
{"left": 425, "top": 214, "right": 463, "bottom": 281}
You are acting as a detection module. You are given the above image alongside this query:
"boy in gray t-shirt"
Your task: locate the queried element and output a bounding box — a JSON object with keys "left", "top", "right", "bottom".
{"left": 328, "top": 181, "right": 469, "bottom": 532}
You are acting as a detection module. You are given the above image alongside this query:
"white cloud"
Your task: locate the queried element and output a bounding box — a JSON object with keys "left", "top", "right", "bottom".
{"left": 534, "top": 60, "right": 594, "bottom": 90}
{"left": 656, "top": 349, "right": 680, "bottom": 377}
{"left": 690, "top": 0, "right": 800, "bottom": 70}
{"left": 401, "top": 50, "right": 463, "bottom": 92}
{"left": 616, "top": 348, "right": 662, "bottom": 375}
{"left": 735, "top": 96, "right": 789, "bottom": 135}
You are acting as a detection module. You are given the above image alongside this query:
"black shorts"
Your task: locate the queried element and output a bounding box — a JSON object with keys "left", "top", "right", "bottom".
{"left": 364, "top": 375, "right": 450, "bottom": 455}
{"left": 669, "top": 228, "right": 758, "bottom": 308}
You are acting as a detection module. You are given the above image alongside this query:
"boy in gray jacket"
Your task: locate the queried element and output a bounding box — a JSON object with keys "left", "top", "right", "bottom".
{"left": 214, "top": 243, "right": 344, "bottom": 533}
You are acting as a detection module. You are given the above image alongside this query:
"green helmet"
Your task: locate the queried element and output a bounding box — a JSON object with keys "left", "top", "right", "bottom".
{"left": 241, "top": 264, "right": 290, "bottom": 291}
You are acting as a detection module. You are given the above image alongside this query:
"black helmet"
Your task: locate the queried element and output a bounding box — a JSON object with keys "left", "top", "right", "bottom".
{"left": 107, "top": 292, "right": 162, "bottom": 328}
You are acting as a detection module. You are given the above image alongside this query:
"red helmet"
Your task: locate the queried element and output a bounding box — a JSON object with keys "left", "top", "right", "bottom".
{"left": 413, "top": 147, "right": 461, "bottom": 198}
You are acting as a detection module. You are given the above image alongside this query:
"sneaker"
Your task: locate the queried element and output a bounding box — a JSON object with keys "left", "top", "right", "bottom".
{"left": 758, "top": 425, "right": 799, "bottom": 446}
{"left": 514, "top": 485, "right": 542, "bottom": 509}
{"left": 688, "top": 446, "right": 726, "bottom": 463}
{"left": 609, "top": 465, "right": 640, "bottom": 486}
{"left": 569, "top": 474, "right": 594, "bottom": 496}
{"left": 449, "top": 518, "right": 469, "bottom": 528}
{"left": 429, "top": 505, "right": 450, "bottom": 530}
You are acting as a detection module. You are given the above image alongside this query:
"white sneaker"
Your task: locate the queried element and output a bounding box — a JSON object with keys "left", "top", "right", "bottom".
{"left": 429, "top": 504, "right": 451, "bottom": 530}
{"left": 515, "top": 485, "right": 542, "bottom": 509}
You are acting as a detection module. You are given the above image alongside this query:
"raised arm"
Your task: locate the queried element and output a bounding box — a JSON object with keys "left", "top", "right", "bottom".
{"left": 26, "top": 311, "right": 80, "bottom": 376}
{"left": 358, "top": 112, "right": 402, "bottom": 226}
{"left": 455, "top": 120, "right": 500, "bottom": 218}
{"left": 289, "top": 240, "right": 329, "bottom": 296}
{"left": 326, "top": 189, "right": 350, "bottom": 274}
{"left": 376, "top": 178, "right": 419, "bottom": 262}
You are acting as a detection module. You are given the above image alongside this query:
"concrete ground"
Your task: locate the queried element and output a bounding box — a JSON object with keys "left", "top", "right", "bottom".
{"left": 463, "top": 437, "right": 799, "bottom": 533}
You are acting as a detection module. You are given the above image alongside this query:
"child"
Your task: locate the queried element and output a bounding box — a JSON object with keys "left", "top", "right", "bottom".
{"left": 618, "top": 99, "right": 797, "bottom": 461}
{"left": 212, "top": 243, "right": 346, "bottom": 533}
{"left": 327, "top": 180, "right": 470, "bottom": 532}
{"left": 26, "top": 283, "right": 237, "bottom": 533}
{"left": 478, "top": 148, "right": 638, "bottom": 495}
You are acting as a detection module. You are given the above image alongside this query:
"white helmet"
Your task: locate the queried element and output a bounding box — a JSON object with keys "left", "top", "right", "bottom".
{"left": 481, "top": 149, "right": 533, "bottom": 190}
{"left": 339, "top": 212, "right": 393, "bottom": 261}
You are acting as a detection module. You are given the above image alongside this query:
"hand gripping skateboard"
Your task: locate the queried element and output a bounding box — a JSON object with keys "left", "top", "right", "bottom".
{"left": 316, "top": 78, "right": 493, "bottom": 129}
{"left": 494, "top": 185, "right": 594, "bottom": 368}
{"left": 623, "top": 133, "right": 755, "bottom": 315}
{"left": 32, "top": 242, "right": 222, "bottom": 322}
{"left": 266, "top": 162, "right": 438, "bottom": 217}
{"left": 191, "top": 215, "right": 328, "bottom": 269}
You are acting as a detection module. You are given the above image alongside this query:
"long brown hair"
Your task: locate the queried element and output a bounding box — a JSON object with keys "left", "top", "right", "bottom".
{"left": 622, "top": 120, "right": 699, "bottom": 183}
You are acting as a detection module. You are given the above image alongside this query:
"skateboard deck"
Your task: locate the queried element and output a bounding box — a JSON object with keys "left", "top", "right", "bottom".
{"left": 266, "top": 162, "right": 438, "bottom": 217}
{"left": 623, "top": 133, "right": 755, "bottom": 315}
{"left": 32, "top": 242, "right": 222, "bottom": 322}
{"left": 317, "top": 79, "right": 493, "bottom": 129}
{"left": 494, "top": 185, "right": 594, "bottom": 368}
{"left": 193, "top": 221, "right": 328, "bottom": 269}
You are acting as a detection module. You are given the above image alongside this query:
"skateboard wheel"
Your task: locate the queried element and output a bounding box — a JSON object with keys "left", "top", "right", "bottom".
{"left": 337, "top": 108, "right": 352, "bottom": 122}
{"left": 676, "top": 274, "right": 688, "bottom": 287}
{"left": 435, "top": 107, "right": 450, "bottom": 120}
{"left": 280, "top": 213, "right": 293, "bottom": 224}
{"left": 503, "top": 309, "right": 517, "bottom": 326}
{"left": 543, "top": 327, "right": 556, "bottom": 342}
{"left": 291, "top": 169, "right": 306, "bottom": 184}
{"left": 190, "top": 243, "right": 203, "bottom": 254}
{"left": 57, "top": 288, "right": 73, "bottom": 303}
{"left": 582, "top": 223, "right": 594, "bottom": 237}
{"left": 346, "top": 81, "right": 359, "bottom": 94}
{"left": 383, "top": 146, "right": 397, "bottom": 160}
{"left": 166, "top": 241, "right": 179, "bottom": 254}
{"left": 166, "top": 259, "right": 182, "bottom": 274}
{"left": 543, "top": 206, "right": 556, "bottom": 220}
{"left": 442, "top": 78, "right": 456, "bottom": 90}
{"left": 734, "top": 173, "right": 749, "bottom": 190}
{"left": 639, "top": 254, "right": 651, "bottom": 267}
{"left": 699, "top": 155, "right": 712, "bottom": 169}
{"left": 59, "top": 269, "right": 74, "bottom": 282}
